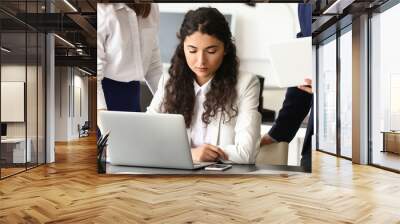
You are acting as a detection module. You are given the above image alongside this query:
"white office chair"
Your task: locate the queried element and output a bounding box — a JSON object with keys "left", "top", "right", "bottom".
{"left": 255, "top": 142, "right": 289, "bottom": 165}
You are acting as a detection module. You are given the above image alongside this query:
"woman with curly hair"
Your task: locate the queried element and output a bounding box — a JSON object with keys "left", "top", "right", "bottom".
{"left": 148, "top": 7, "right": 261, "bottom": 164}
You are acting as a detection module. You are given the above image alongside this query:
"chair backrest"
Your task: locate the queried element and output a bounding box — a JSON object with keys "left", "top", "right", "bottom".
{"left": 82, "top": 121, "right": 90, "bottom": 129}
{"left": 255, "top": 142, "right": 289, "bottom": 165}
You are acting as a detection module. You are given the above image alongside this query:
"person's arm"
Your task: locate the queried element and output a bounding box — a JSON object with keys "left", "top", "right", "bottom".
{"left": 218, "top": 75, "right": 261, "bottom": 164}
{"left": 97, "top": 4, "right": 110, "bottom": 110}
{"left": 191, "top": 144, "right": 228, "bottom": 162}
{"left": 144, "top": 4, "right": 162, "bottom": 95}
{"left": 146, "top": 73, "right": 168, "bottom": 113}
{"left": 267, "top": 86, "right": 312, "bottom": 143}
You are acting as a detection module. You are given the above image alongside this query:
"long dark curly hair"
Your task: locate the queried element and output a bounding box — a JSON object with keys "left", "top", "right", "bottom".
{"left": 162, "top": 7, "right": 239, "bottom": 128}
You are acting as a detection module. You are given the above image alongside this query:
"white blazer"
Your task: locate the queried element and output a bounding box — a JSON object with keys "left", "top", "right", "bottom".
{"left": 147, "top": 72, "right": 261, "bottom": 164}
{"left": 97, "top": 3, "right": 162, "bottom": 110}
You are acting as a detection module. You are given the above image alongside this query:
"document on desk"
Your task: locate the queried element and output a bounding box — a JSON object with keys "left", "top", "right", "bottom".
{"left": 267, "top": 37, "right": 312, "bottom": 88}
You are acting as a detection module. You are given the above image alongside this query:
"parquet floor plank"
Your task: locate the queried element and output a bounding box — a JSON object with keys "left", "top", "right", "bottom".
{"left": 1, "top": 135, "right": 399, "bottom": 223}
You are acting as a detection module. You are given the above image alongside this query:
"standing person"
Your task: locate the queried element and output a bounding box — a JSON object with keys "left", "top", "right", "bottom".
{"left": 261, "top": 3, "right": 313, "bottom": 172}
{"left": 97, "top": 3, "right": 162, "bottom": 113}
{"left": 147, "top": 7, "right": 261, "bottom": 164}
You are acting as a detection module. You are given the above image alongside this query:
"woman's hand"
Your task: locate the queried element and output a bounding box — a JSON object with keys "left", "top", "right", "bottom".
{"left": 191, "top": 144, "right": 228, "bottom": 162}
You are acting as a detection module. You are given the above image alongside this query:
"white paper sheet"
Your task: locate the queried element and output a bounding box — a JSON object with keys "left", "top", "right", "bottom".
{"left": 268, "top": 37, "right": 312, "bottom": 88}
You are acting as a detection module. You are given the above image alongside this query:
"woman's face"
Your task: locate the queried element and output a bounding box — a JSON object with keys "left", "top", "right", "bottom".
{"left": 183, "top": 31, "right": 225, "bottom": 85}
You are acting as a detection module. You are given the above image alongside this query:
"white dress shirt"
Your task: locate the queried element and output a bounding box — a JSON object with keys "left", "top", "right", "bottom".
{"left": 147, "top": 72, "right": 261, "bottom": 164}
{"left": 190, "top": 79, "right": 213, "bottom": 148}
{"left": 97, "top": 3, "right": 162, "bottom": 110}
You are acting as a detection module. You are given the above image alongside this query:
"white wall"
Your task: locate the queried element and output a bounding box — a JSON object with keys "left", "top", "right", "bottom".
{"left": 262, "top": 88, "right": 287, "bottom": 113}
{"left": 1, "top": 65, "right": 37, "bottom": 137}
{"left": 371, "top": 4, "right": 400, "bottom": 152}
{"left": 72, "top": 73, "right": 89, "bottom": 138}
{"left": 380, "top": 5, "right": 400, "bottom": 130}
{"left": 55, "top": 67, "right": 89, "bottom": 141}
{"left": 1, "top": 66, "right": 26, "bottom": 129}
{"left": 1, "top": 66, "right": 26, "bottom": 139}
{"left": 55, "top": 67, "right": 68, "bottom": 141}
{"left": 1, "top": 64, "right": 46, "bottom": 164}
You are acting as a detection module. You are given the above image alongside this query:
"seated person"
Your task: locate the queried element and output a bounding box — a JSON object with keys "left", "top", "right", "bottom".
{"left": 147, "top": 7, "right": 261, "bottom": 164}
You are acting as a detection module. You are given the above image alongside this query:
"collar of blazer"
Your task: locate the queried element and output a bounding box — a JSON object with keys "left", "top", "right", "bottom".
{"left": 186, "top": 111, "right": 222, "bottom": 147}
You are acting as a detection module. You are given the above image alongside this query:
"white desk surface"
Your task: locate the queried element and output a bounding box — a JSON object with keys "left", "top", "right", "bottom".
{"left": 1, "top": 138, "right": 26, "bottom": 143}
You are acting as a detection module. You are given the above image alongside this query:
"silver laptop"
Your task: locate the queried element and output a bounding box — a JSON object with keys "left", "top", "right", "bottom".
{"left": 99, "top": 111, "right": 215, "bottom": 170}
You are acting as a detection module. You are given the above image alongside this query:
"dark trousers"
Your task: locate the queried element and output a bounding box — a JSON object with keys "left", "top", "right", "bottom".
{"left": 300, "top": 106, "right": 313, "bottom": 172}
{"left": 102, "top": 77, "right": 141, "bottom": 112}
{"left": 97, "top": 78, "right": 141, "bottom": 138}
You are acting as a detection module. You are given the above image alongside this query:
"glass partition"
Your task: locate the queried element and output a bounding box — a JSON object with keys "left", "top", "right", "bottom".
{"left": 27, "top": 31, "right": 38, "bottom": 169}
{"left": 339, "top": 27, "right": 352, "bottom": 158}
{"left": 370, "top": 3, "right": 400, "bottom": 171}
{"left": 0, "top": 0, "right": 46, "bottom": 179}
{"left": 1, "top": 30, "right": 28, "bottom": 178}
{"left": 38, "top": 32, "right": 45, "bottom": 165}
{"left": 317, "top": 36, "right": 337, "bottom": 154}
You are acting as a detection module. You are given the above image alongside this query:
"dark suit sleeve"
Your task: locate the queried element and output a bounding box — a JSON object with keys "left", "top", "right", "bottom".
{"left": 268, "top": 87, "right": 312, "bottom": 142}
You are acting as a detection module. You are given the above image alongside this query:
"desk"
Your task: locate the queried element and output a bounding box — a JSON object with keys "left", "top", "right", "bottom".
{"left": 381, "top": 131, "right": 400, "bottom": 154}
{"left": 106, "top": 163, "right": 306, "bottom": 175}
{"left": 1, "top": 138, "right": 31, "bottom": 163}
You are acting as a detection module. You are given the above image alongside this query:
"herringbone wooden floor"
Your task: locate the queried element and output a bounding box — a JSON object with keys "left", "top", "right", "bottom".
{"left": 1, "top": 135, "right": 400, "bottom": 223}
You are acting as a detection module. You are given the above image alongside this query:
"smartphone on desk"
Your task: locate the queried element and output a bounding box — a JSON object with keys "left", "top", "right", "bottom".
{"left": 204, "top": 164, "right": 232, "bottom": 171}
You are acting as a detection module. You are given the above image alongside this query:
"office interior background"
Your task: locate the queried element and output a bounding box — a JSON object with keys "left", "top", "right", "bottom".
{"left": 0, "top": 0, "right": 399, "bottom": 178}
{"left": 0, "top": 0, "right": 96, "bottom": 179}
{"left": 0, "top": 0, "right": 399, "bottom": 222}
{"left": 314, "top": 0, "right": 400, "bottom": 172}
